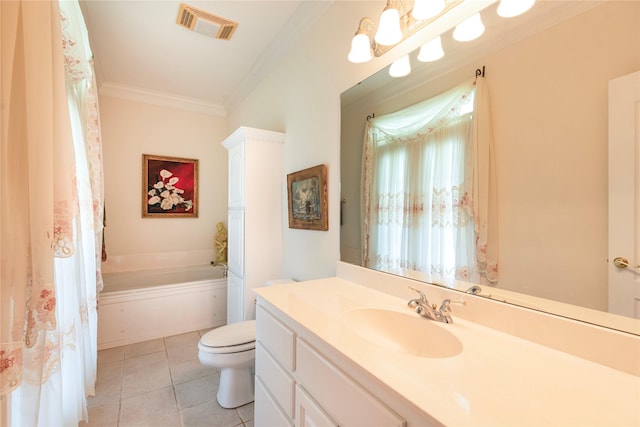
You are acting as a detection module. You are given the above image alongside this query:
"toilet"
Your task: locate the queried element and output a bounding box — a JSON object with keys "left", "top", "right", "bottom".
{"left": 198, "top": 279, "right": 294, "bottom": 408}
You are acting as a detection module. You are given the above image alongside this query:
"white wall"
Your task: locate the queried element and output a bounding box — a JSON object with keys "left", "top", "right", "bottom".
{"left": 100, "top": 96, "right": 229, "bottom": 271}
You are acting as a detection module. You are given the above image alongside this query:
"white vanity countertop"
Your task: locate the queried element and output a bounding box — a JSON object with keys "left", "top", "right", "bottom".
{"left": 255, "top": 278, "right": 640, "bottom": 427}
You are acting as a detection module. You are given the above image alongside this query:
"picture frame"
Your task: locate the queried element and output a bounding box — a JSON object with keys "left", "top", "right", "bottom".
{"left": 142, "top": 154, "right": 199, "bottom": 218}
{"left": 287, "top": 164, "right": 328, "bottom": 230}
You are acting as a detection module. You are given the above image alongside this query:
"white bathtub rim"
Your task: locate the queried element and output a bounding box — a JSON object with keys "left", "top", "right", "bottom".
{"left": 100, "top": 279, "right": 227, "bottom": 303}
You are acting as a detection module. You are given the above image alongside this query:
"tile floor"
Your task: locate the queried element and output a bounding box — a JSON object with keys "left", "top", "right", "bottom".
{"left": 80, "top": 330, "right": 254, "bottom": 427}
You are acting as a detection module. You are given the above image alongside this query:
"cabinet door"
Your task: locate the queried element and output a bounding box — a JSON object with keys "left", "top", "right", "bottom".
{"left": 227, "top": 209, "right": 244, "bottom": 277}
{"left": 295, "top": 385, "right": 338, "bottom": 427}
{"left": 227, "top": 141, "right": 245, "bottom": 208}
{"left": 226, "top": 271, "right": 244, "bottom": 324}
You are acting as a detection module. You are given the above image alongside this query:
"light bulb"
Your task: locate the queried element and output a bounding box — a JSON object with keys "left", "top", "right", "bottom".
{"left": 389, "top": 55, "right": 411, "bottom": 77}
{"left": 417, "top": 36, "right": 444, "bottom": 62}
{"left": 348, "top": 33, "right": 372, "bottom": 63}
{"left": 375, "top": 7, "right": 403, "bottom": 46}
{"left": 497, "top": 0, "right": 535, "bottom": 18}
{"left": 412, "top": 0, "right": 446, "bottom": 20}
{"left": 453, "top": 13, "right": 485, "bottom": 42}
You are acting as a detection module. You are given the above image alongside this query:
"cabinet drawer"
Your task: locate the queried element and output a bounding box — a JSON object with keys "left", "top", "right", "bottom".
{"left": 255, "top": 377, "right": 293, "bottom": 427}
{"left": 256, "top": 305, "right": 295, "bottom": 371}
{"left": 256, "top": 342, "right": 295, "bottom": 419}
{"left": 296, "top": 339, "right": 405, "bottom": 427}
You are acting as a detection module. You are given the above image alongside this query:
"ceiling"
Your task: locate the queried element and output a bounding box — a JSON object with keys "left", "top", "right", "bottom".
{"left": 80, "top": 1, "right": 332, "bottom": 114}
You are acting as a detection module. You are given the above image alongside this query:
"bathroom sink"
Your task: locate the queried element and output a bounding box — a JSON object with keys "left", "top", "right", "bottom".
{"left": 341, "top": 308, "right": 463, "bottom": 358}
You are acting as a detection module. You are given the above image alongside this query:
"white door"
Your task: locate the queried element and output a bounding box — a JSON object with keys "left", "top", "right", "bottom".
{"left": 608, "top": 71, "right": 640, "bottom": 318}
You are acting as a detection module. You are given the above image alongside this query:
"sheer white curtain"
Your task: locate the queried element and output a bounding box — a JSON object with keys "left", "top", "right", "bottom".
{"left": 362, "top": 78, "right": 497, "bottom": 284}
{"left": 1, "top": 1, "right": 103, "bottom": 425}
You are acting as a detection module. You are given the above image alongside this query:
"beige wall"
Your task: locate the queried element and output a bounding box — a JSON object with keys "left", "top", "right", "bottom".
{"left": 341, "top": 2, "right": 639, "bottom": 311}
{"left": 100, "top": 96, "right": 228, "bottom": 267}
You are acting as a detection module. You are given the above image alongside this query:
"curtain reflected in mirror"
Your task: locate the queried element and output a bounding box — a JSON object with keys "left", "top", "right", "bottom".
{"left": 362, "top": 77, "right": 498, "bottom": 286}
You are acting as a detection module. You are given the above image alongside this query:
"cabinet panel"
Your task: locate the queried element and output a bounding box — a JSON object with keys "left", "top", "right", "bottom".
{"left": 223, "top": 127, "right": 285, "bottom": 324}
{"left": 227, "top": 141, "right": 245, "bottom": 208}
{"left": 296, "top": 339, "right": 405, "bottom": 427}
{"left": 255, "top": 377, "right": 293, "bottom": 427}
{"left": 256, "top": 342, "right": 295, "bottom": 418}
{"left": 227, "top": 209, "right": 244, "bottom": 277}
{"left": 256, "top": 305, "right": 295, "bottom": 371}
{"left": 226, "top": 272, "right": 244, "bottom": 324}
{"left": 295, "top": 385, "right": 338, "bottom": 427}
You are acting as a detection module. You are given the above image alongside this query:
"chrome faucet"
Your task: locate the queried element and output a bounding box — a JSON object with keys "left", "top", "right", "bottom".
{"left": 407, "top": 286, "right": 462, "bottom": 324}
{"left": 211, "top": 261, "right": 229, "bottom": 277}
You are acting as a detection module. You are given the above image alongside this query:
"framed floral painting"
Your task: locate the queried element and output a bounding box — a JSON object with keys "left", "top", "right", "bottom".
{"left": 287, "top": 164, "right": 328, "bottom": 230}
{"left": 142, "top": 154, "right": 198, "bottom": 218}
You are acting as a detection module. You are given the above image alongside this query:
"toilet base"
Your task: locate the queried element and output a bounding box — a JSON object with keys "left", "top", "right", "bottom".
{"left": 217, "top": 367, "right": 254, "bottom": 409}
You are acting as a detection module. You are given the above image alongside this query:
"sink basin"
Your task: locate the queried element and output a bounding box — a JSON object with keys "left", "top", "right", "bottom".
{"left": 341, "top": 308, "right": 463, "bottom": 358}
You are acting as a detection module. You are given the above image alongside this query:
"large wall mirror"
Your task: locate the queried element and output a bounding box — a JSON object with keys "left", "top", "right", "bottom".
{"left": 340, "top": 1, "right": 640, "bottom": 335}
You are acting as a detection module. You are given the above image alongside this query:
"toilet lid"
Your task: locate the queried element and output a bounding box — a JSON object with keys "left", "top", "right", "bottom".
{"left": 200, "top": 320, "right": 256, "bottom": 350}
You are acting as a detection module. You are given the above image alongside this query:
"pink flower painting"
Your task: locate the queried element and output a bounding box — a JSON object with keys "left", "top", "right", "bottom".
{"left": 143, "top": 154, "right": 199, "bottom": 217}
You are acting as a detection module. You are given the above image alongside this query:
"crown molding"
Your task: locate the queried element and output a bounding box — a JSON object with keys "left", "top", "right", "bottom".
{"left": 99, "top": 82, "right": 226, "bottom": 117}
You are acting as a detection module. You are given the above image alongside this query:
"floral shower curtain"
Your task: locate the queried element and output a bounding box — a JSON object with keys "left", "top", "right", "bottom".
{"left": 362, "top": 77, "right": 497, "bottom": 284}
{"left": 1, "top": 1, "right": 103, "bottom": 425}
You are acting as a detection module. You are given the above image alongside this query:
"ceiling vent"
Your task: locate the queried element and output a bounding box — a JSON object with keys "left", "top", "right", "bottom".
{"left": 176, "top": 3, "right": 238, "bottom": 41}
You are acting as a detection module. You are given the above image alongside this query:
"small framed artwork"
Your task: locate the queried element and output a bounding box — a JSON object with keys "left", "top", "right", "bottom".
{"left": 142, "top": 154, "right": 199, "bottom": 218}
{"left": 287, "top": 164, "right": 328, "bottom": 231}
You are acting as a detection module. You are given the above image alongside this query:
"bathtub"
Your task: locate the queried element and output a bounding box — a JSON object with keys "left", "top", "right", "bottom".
{"left": 98, "top": 265, "right": 227, "bottom": 350}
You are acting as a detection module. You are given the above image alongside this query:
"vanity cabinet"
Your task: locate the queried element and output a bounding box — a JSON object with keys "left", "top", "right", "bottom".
{"left": 255, "top": 303, "right": 409, "bottom": 427}
{"left": 222, "top": 127, "right": 285, "bottom": 323}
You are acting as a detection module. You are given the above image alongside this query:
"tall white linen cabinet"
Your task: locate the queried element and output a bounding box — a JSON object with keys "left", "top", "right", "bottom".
{"left": 222, "top": 127, "right": 286, "bottom": 323}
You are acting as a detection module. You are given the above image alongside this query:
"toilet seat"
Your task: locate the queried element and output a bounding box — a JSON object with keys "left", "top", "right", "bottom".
{"left": 199, "top": 320, "right": 256, "bottom": 354}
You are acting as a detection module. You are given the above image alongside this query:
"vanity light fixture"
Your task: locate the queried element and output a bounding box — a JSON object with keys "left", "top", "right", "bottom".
{"left": 349, "top": 0, "right": 536, "bottom": 77}
{"left": 497, "top": 0, "right": 535, "bottom": 18}
{"left": 389, "top": 54, "right": 412, "bottom": 77}
{"left": 347, "top": 0, "right": 458, "bottom": 64}
{"left": 417, "top": 35, "right": 444, "bottom": 62}
{"left": 452, "top": 13, "right": 485, "bottom": 41}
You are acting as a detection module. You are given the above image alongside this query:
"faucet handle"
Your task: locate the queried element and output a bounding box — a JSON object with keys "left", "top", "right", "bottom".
{"left": 439, "top": 298, "right": 465, "bottom": 311}
{"left": 408, "top": 286, "right": 427, "bottom": 302}
{"left": 438, "top": 298, "right": 465, "bottom": 323}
